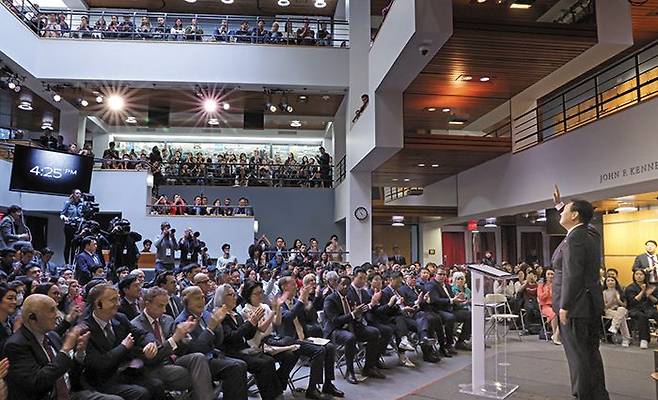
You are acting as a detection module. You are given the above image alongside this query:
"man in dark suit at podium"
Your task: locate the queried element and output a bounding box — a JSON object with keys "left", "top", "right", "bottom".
{"left": 552, "top": 185, "right": 608, "bottom": 400}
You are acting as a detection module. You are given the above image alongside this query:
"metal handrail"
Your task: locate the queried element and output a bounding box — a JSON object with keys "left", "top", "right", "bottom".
{"left": 3, "top": 0, "right": 350, "bottom": 47}
{"left": 146, "top": 203, "right": 254, "bottom": 217}
{"left": 513, "top": 39, "right": 658, "bottom": 152}
{"left": 334, "top": 155, "right": 346, "bottom": 185}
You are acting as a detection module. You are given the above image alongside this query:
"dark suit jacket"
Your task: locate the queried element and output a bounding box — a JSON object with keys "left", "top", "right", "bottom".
{"left": 174, "top": 309, "right": 224, "bottom": 357}
{"left": 131, "top": 312, "right": 186, "bottom": 365}
{"left": 322, "top": 292, "right": 357, "bottom": 337}
{"left": 376, "top": 286, "right": 403, "bottom": 320}
{"left": 399, "top": 283, "right": 422, "bottom": 307}
{"left": 551, "top": 225, "right": 604, "bottom": 319}
{"left": 74, "top": 251, "right": 102, "bottom": 285}
{"left": 389, "top": 255, "right": 406, "bottom": 265}
{"left": 632, "top": 253, "right": 653, "bottom": 271}
{"left": 220, "top": 312, "right": 257, "bottom": 355}
{"left": 83, "top": 312, "right": 148, "bottom": 387}
{"left": 0, "top": 319, "right": 13, "bottom": 357}
{"left": 118, "top": 297, "right": 140, "bottom": 321}
{"left": 424, "top": 279, "right": 454, "bottom": 312}
{"left": 4, "top": 327, "right": 75, "bottom": 400}
{"left": 166, "top": 294, "right": 184, "bottom": 319}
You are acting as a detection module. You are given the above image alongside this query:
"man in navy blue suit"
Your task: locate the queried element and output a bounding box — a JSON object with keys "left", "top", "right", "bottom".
{"left": 75, "top": 237, "right": 102, "bottom": 285}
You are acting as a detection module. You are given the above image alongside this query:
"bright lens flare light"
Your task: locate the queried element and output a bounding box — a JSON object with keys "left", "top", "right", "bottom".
{"left": 107, "top": 95, "right": 125, "bottom": 111}
{"left": 204, "top": 99, "right": 218, "bottom": 113}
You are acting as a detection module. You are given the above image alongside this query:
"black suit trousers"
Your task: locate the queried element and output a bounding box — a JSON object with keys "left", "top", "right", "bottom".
{"left": 298, "top": 340, "right": 336, "bottom": 386}
{"left": 560, "top": 316, "right": 609, "bottom": 400}
{"left": 628, "top": 308, "right": 658, "bottom": 341}
{"left": 437, "top": 309, "right": 471, "bottom": 344}
{"left": 208, "top": 356, "right": 248, "bottom": 400}
{"left": 331, "top": 323, "right": 381, "bottom": 373}
{"left": 228, "top": 352, "right": 282, "bottom": 400}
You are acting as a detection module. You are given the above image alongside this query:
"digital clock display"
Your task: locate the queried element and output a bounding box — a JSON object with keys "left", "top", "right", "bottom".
{"left": 9, "top": 145, "right": 93, "bottom": 196}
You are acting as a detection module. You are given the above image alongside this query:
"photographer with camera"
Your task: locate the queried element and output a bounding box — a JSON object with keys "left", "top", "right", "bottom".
{"left": 155, "top": 221, "right": 178, "bottom": 272}
{"left": 107, "top": 217, "right": 142, "bottom": 279}
{"left": 178, "top": 228, "right": 203, "bottom": 268}
{"left": 60, "top": 189, "right": 83, "bottom": 264}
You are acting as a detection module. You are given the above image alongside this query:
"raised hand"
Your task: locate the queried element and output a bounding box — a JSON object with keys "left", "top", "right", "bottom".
{"left": 76, "top": 331, "right": 91, "bottom": 353}
{"left": 0, "top": 358, "right": 8, "bottom": 379}
{"left": 121, "top": 333, "right": 135, "bottom": 350}
{"left": 174, "top": 316, "right": 196, "bottom": 342}
{"left": 371, "top": 290, "right": 382, "bottom": 306}
{"left": 62, "top": 325, "right": 82, "bottom": 352}
{"left": 208, "top": 306, "right": 228, "bottom": 330}
{"left": 143, "top": 342, "right": 158, "bottom": 359}
{"left": 553, "top": 184, "right": 561, "bottom": 206}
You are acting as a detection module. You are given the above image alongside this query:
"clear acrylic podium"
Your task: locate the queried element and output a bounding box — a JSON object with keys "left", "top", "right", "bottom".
{"left": 458, "top": 264, "right": 519, "bottom": 399}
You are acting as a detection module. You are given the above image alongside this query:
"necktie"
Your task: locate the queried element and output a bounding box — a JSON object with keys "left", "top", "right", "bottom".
{"left": 104, "top": 323, "right": 116, "bottom": 344}
{"left": 341, "top": 296, "right": 351, "bottom": 315}
{"left": 289, "top": 302, "right": 305, "bottom": 340}
{"left": 169, "top": 299, "right": 179, "bottom": 317}
{"left": 650, "top": 255, "right": 656, "bottom": 267}
{"left": 42, "top": 337, "right": 70, "bottom": 400}
{"left": 152, "top": 320, "right": 163, "bottom": 344}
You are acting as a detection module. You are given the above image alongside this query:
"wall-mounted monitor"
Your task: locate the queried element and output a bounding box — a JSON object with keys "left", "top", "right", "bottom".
{"left": 9, "top": 145, "right": 94, "bottom": 196}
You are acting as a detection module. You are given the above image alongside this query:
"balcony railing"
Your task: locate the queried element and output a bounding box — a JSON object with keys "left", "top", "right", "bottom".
{"left": 334, "top": 155, "right": 346, "bottom": 186}
{"left": 3, "top": 0, "right": 350, "bottom": 47}
{"left": 513, "top": 39, "right": 658, "bottom": 152}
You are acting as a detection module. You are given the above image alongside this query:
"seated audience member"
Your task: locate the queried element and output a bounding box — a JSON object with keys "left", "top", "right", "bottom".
{"left": 0, "top": 249, "right": 14, "bottom": 276}
{"left": 131, "top": 287, "right": 215, "bottom": 399}
{"left": 323, "top": 275, "right": 384, "bottom": 384}
{"left": 118, "top": 15, "right": 134, "bottom": 38}
{"left": 278, "top": 276, "right": 343, "bottom": 398}
{"left": 170, "top": 194, "right": 188, "bottom": 215}
{"left": 193, "top": 273, "right": 214, "bottom": 304}
{"left": 39, "top": 247, "right": 58, "bottom": 277}
{"left": 154, "top": 271, "right": 183, "bottom": 318}
{"left": 152, "top": 17, "right": 168, "bottom": 39}
{"left": 213, "top": 283, "right": 285, "bottom": 400}
{"left": 450, "top": 271, "right": 471, "bottom": 311}
{"left": 82, "top": 283, "right": 165, "bottom": 399}
{"left": 213, "top": 19, "right": 229, "bottom": 41}
{"left": 185, "top": 18, "right": 203, "bottom": 41}
{"left": 537, "top": 269, "right": 560, "bottom": 345}
{"left": 221, "top": 197, "right": 234, "bottom": 216}
{"left": 296, "top": 18, "right": 316, "bottom": 45}
{"left": 624, "top": 269, "right": 658, "bottom": 349}
{"left": 252, "top": 19, "right": 269, "bottom": 43}
{"left": 188, "top": 196, "right": 207, "bottom": 216}
{"left": 317, "top": 21, "right": 332, "bottom": 46}
{"left": 118, "top": 275, "right": 143, "bottom": 321}
{"left": 234, "top": 197, "right": 254, "bottom": 216}
{"left": 325, "top": 234, "right": 344, "bottom": 262}
{"left": 175, "top": 286, "right": 248, "bottom": 399}
{"left": 75, "top": 15, "right": 93, "bottom": 38}
{"left": 106, "top": 15, "right": 120, "bottom": 38}
{"left": 0, "top": 205, "right": 32, "bottom": 250}
{"left": 74, "top": 237, "right": 102, "bottom": 285}
{"left": 239, "top": 281, "right": 299, "bottom": 392}
{"left": 5, "top": 294, "right": 118, "bottom": 400}
{"left": 10, "top": 246, "right": 33, "bottom": 277}
{"left": 233, "top": 21, "right": 251, "bottom": 43}
{"left": 282, "top": 20, "right": 295, "bottom": 44}
{"left": 154, "top": 222, "right": 178, "bottom": 272}
{"left": 368, "top": 271, "right": 416, "bottom": 367}
{"left": 268, "top": 21, "right": 283, "bottom": 44}
{"left": 90, "top": 264, "right": 106, "bottom": 280}
{"left": 170, "top": 18, "right": 185, "bottom": 41}
{"left": 425, "top": 267, "right": 472, "bottom": 351}
{"left": 25, "top": 262, "right": 42, "bottom": 283}
{"left": 0, "top": 284, "right": 17, "bottom": 352}
{"left": 116, "top": 267, "right": 130, "bottom": 281}
{"left": 217, "top": 243, "right": 238, "bottom": 270}
{"left": 43, "top": 13, "right": 61, "bottom": 37}
{"left": 518, "top": 271, "right": 541, "bottom": 326}
{"left": 603, "top": 276, "right": 631, "bottom": 347}
{"left": 93, "top": 16, "right": 107, "bottom": 38}
{"left": 57, "top": 14, "right": 70, "bottom": 35}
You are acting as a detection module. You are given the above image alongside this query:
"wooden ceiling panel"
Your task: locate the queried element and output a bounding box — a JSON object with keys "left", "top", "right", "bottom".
{"left": 84, "top": 0, "right": 338, "bottom": 16}
{"left": 630, "top": 0, "right": 658, "bottom": 45}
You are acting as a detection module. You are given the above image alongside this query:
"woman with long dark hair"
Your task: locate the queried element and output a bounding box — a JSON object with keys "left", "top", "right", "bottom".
{"left": 603, "top": 276, "right": 630, "bottom": 347}
{"left": 624, "top": 269, "right": 658, "bottom": 349}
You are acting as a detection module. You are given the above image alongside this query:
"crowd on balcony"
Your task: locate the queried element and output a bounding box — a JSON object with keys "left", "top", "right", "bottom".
{"left": 2, "top": 0, "right": 345, "bottom": 47}
{"left": 151, "top": 194, "right": 254, "bottom": 217}
{"left": 101, "top": 142, "right": 334, "bottom": 188}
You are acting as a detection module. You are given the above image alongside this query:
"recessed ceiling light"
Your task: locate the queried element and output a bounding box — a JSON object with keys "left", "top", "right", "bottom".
{"left": 480, "top": 76, "right": 491, "bottom": 82}
{"left": 17, "top": 100, "right": 32, "bottom": 111}
{"left": 510, "top": 1, "right": 532, "bottom": 9}
{"left": 392, "top": 178, "right": 399, "bottom": 182}
{"left": 477, "top": 0, "right": 486, "bottom": 2}
{"left": 125, "top": 116, "right": 137, "bottom": 124}
{"left": 290, "top": 120, "right": 302, "bottom": 128}
{"left": 431, "top": 164, "right": 439, "bottom": 168}
{"left": 461, "top": 75, "right": 473, "bottom": 81}
{"left": 220, "top": 0, "right": 234, "bottom": 3}
{"left": 426, "top": 107, "right": 437, "bottom": 112}
{"left": 449, "top": 120, "right": 465, "bottom": 125}
{"left": 441, "top": 108, "right": 450, "bottom": 113}
{"left": 222, "top": 102, "right": 230, "bottom": 111}
{"left": 299, "top": 95, "right": 308, "bottom": 101}
{"left": 403, "top": 178, "right": 411, "bottom": 182}
{"left": 107, "top": 95, "right": 124, "bottom": 111}
{"left": 203, "top": 99, "right": 218, "bottom": 113}
{"left": 41, "top": 121, "right": 53, "bottom": 130}
{"left": 417, "top": 163, "right": 425, "bottom": 167}
{"left": 392, "top": 222, "right": 405, "bottom": 227}
{"left": 184, "top": 0, "right": 196, "bottom": 2}
{"left": 52, "top": 94, "right": 61, "bottom": 102}
{"left": 278, "top": 0, "right": 290, "bottom": 5}
{"left": 80, "top": 99, "right": 89, "bottom": 107}
{"left": 322, "top": 95, "right": 331, "bottom": 101}
{"left": 208, "top": 118, "right": 220, "bottom": 126}
{"left": 314, "top": 0, "right": 327, "bottom": 8}
{"left": 96, "top": 95, "right": 104, "bottom": 103}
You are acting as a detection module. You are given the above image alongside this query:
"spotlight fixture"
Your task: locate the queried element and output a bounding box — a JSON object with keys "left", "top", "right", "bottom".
{"left": 298, "top": 95, "right": 308, "bottom": 102}
{"left": 442, "top": 108, "right": 451, "bottom": 112}
{"left": 615, "top": 203, "right": 638, "bottom": 213}
{"left": 41, "top": 121, "right": 53, "bottom": 130}
{"left": 5, "top": 75, "right": 23, "bottom": 92}
{"left": 17, "top": 100, "right": 33, "bottom": 111}
{"left": 107, "top": 94, "right": 124, "bottom": 111}
{"left": 480, "top": 76, "right": 491, "bottom": 82}
{"left": 281, "top": 101, "right": 293, "bottom": 113}
{"left": 266, "top": 102, "right": 278, "bottom": 113}
{"left": 125, "top": 116, "right": 137, "bottom": 124}
{"left": 13, "top": 85, "right": 21, "bottom": 93}
{"left": 203, "top": 99, "right": 218, "bottom": 113}
{"left": 321, "top": 95, "right": 331, "bottom": 101}
{"left": 208, "top": 118, "right": 220, "bottom": 126}
{"left": 7, "top": 82, "right": 15, "bottom": 90}
{"left": 314, "top": 0, "right": 327, "bottom": 8}
{"left": 536, "top": 210, "right": 547, "bottom": 222}
{"left": 52, "top": 94, "right": 61, "bottom": 102}
{"left": 278, "top": 0, "right": 290, "bottom": 5}
{"left": 426, "top": 107, "right": 437, "bottom": 112}
{"left": 290, "top": 120, "right": 302, "bottom": 128}
{"left": 392, "top": 216, "right": 404, "bottom": 222}
{"left": 96, "top": 95, "right": 104, "bottom": 103}
{"left": 222, "top": 102, "right": 230, "bottom": 111}
{"left": 80, "top": 99, "right": 89, "bottom": 107}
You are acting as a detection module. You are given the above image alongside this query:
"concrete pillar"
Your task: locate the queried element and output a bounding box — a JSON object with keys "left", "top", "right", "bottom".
{"left": 59, "top": 111, "right": 86, "bottom": 149}
{"left": 345, "top": 171, "right": 372, "bottom": 265}
{"left": 421, "top": 222, "right": 443, "bottom": 266}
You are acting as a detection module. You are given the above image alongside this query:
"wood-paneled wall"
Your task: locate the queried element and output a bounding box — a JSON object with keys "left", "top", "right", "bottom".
{"left": 372, "top": 224, "right": 412, "bottom": 264}
{"left": 603, "top": 209, "right": 658, "bottom": 285}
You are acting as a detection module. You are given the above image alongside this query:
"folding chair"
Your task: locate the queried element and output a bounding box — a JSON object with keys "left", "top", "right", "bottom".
{"left": 484, "top": 294, "right": 522, "bottom": 341}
